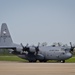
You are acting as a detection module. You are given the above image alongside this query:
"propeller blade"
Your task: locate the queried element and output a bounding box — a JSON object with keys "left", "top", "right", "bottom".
{"left": 26, "top": 43, "right": 29, "bottom": 47}
{"left": 70, "top": 42, "right": 74, "bottom": 52}
{"left": 21, "top": 43, "right": 24, "bottom": 48}
{"left": 35, "top": 43, "right": 40, "bottom": 55}
{"left": 70, "top": 42, "right": 72, "bottom": 47}
{"left": 21, "top": 43, "right": 29, "bottom": 52}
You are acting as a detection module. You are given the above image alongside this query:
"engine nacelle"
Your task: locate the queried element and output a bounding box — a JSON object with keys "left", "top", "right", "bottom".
{"left": 29, "top": 46, "right": 36, "bottom": 53}
{"left": 16, "top": 47, "right": 22, "bottom": 52}
{"left": 11, "top": 50, "right": 21, "bottom": 55}
{"left": 9, "top": 47, "right": 22, "bottom": 55}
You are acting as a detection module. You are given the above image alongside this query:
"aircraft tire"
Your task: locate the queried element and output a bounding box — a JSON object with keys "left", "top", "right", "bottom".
{"left": 29, "top": 60, "right": 37, "bottom": 62}
{"left": 39, "top": 60, "right": 47, "bottom": 62}
{"left": 39, "top": 60, "right": 43, "bottom": 62}
{"left": 61, "top": 60, "right": 65, "bottom": 63}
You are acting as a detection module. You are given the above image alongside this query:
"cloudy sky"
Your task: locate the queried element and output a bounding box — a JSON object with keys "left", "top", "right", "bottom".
{"left": 0, "top": 0, "right": 75, "bottom": 45}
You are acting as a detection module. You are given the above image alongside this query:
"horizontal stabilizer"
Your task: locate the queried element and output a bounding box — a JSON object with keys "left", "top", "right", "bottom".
{"left": 0, "top": 46, "right": 16, "bottom": 49}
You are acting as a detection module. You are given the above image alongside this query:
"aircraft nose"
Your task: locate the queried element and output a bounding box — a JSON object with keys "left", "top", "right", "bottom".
{"left": 67, "top": 53, "right": 72, "bottom": 58}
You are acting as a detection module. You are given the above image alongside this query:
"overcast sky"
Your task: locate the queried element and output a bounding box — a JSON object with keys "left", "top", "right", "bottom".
{"left": 0, "top": 0, "right": 75, "bottom": 45}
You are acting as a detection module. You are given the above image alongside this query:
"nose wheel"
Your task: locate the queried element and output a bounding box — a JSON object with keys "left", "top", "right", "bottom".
{"left": 60, "top": 60, "right": 65, "bottom": 63}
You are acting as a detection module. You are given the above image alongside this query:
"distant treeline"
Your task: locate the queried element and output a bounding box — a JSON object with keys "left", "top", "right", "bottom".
{"left": 0, "top": 49, "right": 13, "bottom": 55}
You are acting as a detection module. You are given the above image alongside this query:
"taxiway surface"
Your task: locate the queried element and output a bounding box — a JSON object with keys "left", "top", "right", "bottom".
{"left": 0, "top": 61, "right": 75, "bottom": 75}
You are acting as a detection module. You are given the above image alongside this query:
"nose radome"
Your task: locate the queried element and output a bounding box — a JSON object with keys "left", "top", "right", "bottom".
{"left": 67, "top": 53, "right": 72, "bottom": 58}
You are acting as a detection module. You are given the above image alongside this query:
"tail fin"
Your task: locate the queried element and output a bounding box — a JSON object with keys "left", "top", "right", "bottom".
{"left": 0, "top": 23, "right": 13, "bottom": 46}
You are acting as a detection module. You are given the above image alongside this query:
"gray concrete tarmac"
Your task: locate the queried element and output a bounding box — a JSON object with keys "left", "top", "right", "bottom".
{"left": 0, "top": 61, "right": 75, "bottom": 75}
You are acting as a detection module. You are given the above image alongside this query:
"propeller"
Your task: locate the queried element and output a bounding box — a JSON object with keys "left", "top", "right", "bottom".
{"left": 70, "top": 42, "right": 75, "bottom": 52}
{"left": 21, "top": 43, "right": 29, "bottom": 52}
{"left": 35, "top": 46, "right": 39, "bottom": 55}
{"left": 34, "top": 43, "right": 40, "bottom": 55}
{"left": 21, "top": 43, "right": 39, "bottom": 55}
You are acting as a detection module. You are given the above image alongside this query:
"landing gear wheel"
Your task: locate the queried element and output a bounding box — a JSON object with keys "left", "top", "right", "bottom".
{"left": 29, "top": 60, "right": 37, "bottom": 62}
{"left": 33, "top": 60, "right": 37, "bottom": 62}
{"left": 61, "top": 60, "right": 65, "bottom": 63}
{"left": 29, "top": 60, "right": 32, "bottom": 62}
{"left": 43, "top": 60, "right": 47, "bottom": 62}
{"left": 39, "top": 60, "right": 43, "bottom": 62}
{"left": 39, "top": 60, "right": 47, "bottom": 62}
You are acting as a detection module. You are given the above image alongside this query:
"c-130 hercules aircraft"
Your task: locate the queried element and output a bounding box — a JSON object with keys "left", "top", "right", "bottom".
{"left": 0, "top": 23, "right": 74, "bottom": 63}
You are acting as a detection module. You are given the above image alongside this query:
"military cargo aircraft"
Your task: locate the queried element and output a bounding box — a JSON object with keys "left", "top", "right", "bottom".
{"left": 0, "top": 23, "right": 74, "bottom": 63}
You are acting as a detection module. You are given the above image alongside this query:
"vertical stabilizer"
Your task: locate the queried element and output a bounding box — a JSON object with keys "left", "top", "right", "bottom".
{"left": 0, "top": 23, "right": 13, "bottom": 46}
